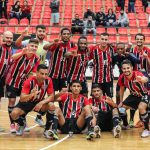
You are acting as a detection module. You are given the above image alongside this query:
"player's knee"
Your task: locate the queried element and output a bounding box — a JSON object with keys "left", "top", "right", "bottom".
{"left": 138, "top": 103, "right": 147, "bottom": 113}
{"left": 48, "top": 102, "right": 55, "bottom": 111}
{"left": 11, "top": 109, "right": 20, "bottom": 120}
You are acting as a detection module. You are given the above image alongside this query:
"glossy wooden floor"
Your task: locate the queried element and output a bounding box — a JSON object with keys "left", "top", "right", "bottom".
{"left": 0, "top": 92, "right": 150, "bottom": 150}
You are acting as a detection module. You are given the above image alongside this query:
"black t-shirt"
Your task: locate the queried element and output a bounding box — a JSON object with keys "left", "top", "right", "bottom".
{"left": 12, "top": 5, "right": 20, "bottom": 12}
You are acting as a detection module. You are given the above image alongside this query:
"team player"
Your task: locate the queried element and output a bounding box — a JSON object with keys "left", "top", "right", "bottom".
{"left": 46, "top": 80, "right": 97, "bottom": 140}
{"left": 6, "top": 39, "right": 40, "bottom": 133}
{"left": 118, "top": 60, "right": 150, "bottom": 137}
{"left": 65, "top": 36, "right": 89, "bottom": 96}
{"left": 0, "top": 31, "right": 13, "bottom": 132}
{"left": 10, "top": 64, "right": 55, "bottom": 136}
{"left": 89, "top": 84, "right": 121, "bottom": 138}
{"left": 44, "top": 27, "right": 76, "bottom": 92}
{"left": 89, "top": 32, "right": 114, "bottom": 98}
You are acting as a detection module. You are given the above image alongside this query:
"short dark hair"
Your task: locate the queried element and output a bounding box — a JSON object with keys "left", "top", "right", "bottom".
{"left": 37, "top": 64, "right": 48, "bottom": 71}
{"left": 70, "top": 80, "right": 81, "bottom": 86}
{"left": 78, "top": 36, "right": 87, "bottom": 43}
{"left": 91, "top": 83, "right": 102, "bottom": 90}
{"left": 135, "top": 33, "right": 145, "bottom": 40}
{"left": 121, "top": 59, "right": 133, "bottom": 67}
{"left": 117, "top": 42, "right": 125, "bottom": 47}
{"left": 61, "top": 27, "right": 71, "bottom": 35}
{"left": 101, "top": 32, "right": 109, "bottom": 37}
{"left": 29, "top": 38, "right": 39, "bottom": 45}
{"left": 36, "top": 25, "right": 46, "bottom": 31}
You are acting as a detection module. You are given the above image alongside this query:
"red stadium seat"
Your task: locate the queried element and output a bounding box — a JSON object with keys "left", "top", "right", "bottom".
{"left": 146, "top": 7, "right": 150, "bottom": 14}
{"left": 141, "top": 28, "right": 150, "bottom": 35}
{"left": 137, "top": 13, "right": 146, "bottom": 20}
{"left": 129, "top": 20, "right": 137, "bottom": 27}
{"left": 129, "top": 28, "right": 139, "bottom": 35}
{"left": 145, "top": 37, "right": 150, "bottom": 44}
{"left": 139, "top": 20, "right": 148, "bottom": 27}
{"left": 42, "top": 19, "right": 50, "bottom": 26}
{"left": 107, "top": 28, "right": 117, "bottom": 34}
{"left": 20, "top": 18, "right": 29, "bottom": 26}
{"left": 119, "top": 35, "right": 129, "bottom": 43}
{"left": 118, "top": 28, "right": 128, "bottom": 35}
{"left": 109, "top": 36, "right": 117, "bottom": 43}
{"left": 72, "top": 35, "right": 80, "bottom": 43}
{"left": 30, "top": 19, "right": 39, "bottom": 26}
{"left": 50, "top": 27, "right": 60, "bottom": 34}
{"left": 136, "top": 7, "right": 144, "bottom": 13}
{"left": 32, "top": 12, "right": 41, "bottom": 19}
{"left": 43, "top": 12, "right": 51, "bottom": 18}
{"left": 6, "top": 27, "right": 16, "bottom": 33}
{"left": 0, "top": 27, "right": 5, "bottom": 34}
{"left": 128, "top": 13, "right": 136, "bottom": 20}
{"left": 49, "top": 35, "right": 59, "bottom": 42}
{"left": 9, "top": 18, "right": 19, "bottom": 26}
{"left": 96, "top": 28, "right": 106, "bottom": 34}
{"left": 131, "top": 36, "right": 136, "bottom": 44}
{"left": 17, "top": 27, "right": 26, "bottom": 33}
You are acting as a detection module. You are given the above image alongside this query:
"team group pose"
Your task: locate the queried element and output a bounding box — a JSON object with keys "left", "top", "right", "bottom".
{"left": 0, "top": 25, "right": 150, "bottom": 141}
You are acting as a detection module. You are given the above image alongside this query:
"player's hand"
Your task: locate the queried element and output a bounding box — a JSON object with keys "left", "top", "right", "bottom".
{"left": 92, "top": 106, "right": 99, "bottom": 113}
{"left": 118, "top": 102, "right": 123, "bottom": 108}
{"left": 22, "top": 27, "right": 28, "bottom": 37}
{"left": 134, "top": 76, "right": 142, "bottom": 83}
{"left": 33, "top": 101, "right": 44, "bottom": 112}
{"left": 142, "top": 52, "right": 148, "bottom": 58}
{"left": 30, "top": 86, "right": 40, "bottom": 100}
{"left": 22, "top": 47, "right": 27, "bottom": 55}
{"left": 54, "top": 38, "right": 59, "bottom": 43}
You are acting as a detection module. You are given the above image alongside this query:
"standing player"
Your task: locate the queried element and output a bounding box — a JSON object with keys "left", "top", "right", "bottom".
{"left": 46, "top": 80, "right": 97, "bottom": 140}
{"left": 6, "top": 39, "right": 40, "bottom": 133}
{"left": 89, "top": 32, "right": 114, "bottom": 97}
{"left": 44, "top": 28, "right": 76, "bottom": 92}
{"left": 65, "top": 36, "right": 89, "bottom": 96}
{"left": 89, "top": 83, "right": 121, "bottom": 138}
{"left": 0, "top": 31, "right": 13, "bottom": 132}
{"left": 118, "top": 59, "right": 149, "bottom": 137}
{"left": 10, "top": 64, "right": 55, "bottom": 136}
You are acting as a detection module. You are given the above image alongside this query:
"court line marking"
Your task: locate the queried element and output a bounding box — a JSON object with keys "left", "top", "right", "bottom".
{"left": 39, "top": 135, "right": 70, "bottom": 150}
{"left": 0, "top": 109, "right": 38, "bottom": 136}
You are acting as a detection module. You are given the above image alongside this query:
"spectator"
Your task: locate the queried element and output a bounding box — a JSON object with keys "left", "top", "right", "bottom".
{"left": 20, "top": 0, "right": 31, "bottom": 23}
{"left": 142, "top": 0, "right": 148, "bottom": 12}
{"left": 106, "top": 8, "right": 117, "bottom": 27}
{"left": 116, "top": 0, "right": 125, "bottom": 10}
{"left": 71, "top": 14, "right": 84, "bottom": 34}
{"left": 128, "top": 0, "right": 135, "bottom": 13}
{"left": 83, "top": 16, "right": 96, "bottom": 42}
{"left": 84, "top": 6, "right": 95, "bottom": 20}
{"left": 117, "top": 9, "right": 129, "bottom": 27}
{"left": 50, "top": 0, "right": 60, "bottom": 26}
{"left": 0, "top": 0, "right": 8, "bottom": 19}
{"left": 95, "top": 7, "right": 106, "bottom": 26}
{"left": 148, "top": 14, "right": 150, "bottom": 27}
{"left": 10, "top": 0, "right": 21, "bottom": 20}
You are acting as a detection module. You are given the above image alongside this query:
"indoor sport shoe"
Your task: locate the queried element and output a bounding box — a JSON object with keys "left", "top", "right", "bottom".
{"left": 86, "top": 131, "right": 96, "bottom": 140}
{"left": 141, "top": 129, "right": 150, "bottom": 138}
{"left": 10, "top": 123, "right": 16, "bottom": 133}
{"left": 94, "top": 125, "right": 101, "bottom": 138}
{"left": 122, "top": 125, "right": 130, "bottom": 130}
{"left": 43, "top": 130, "right": 51, "bottom": 139}
{"left": 135, "top": 120, "right": 144, "bottom": 128}
{"left": 47, "top": 130, "right": 59, "bottom": 140}
{"left": 24, "top": 124, "right": 30, "bottom": 132}
{"left": 35, "top": 116, "right": 45, "bottom": 127}
{"left": 16, "top": 124, "right": 25, "bottom": 136}
{"left": 113, "top": 125, "right": 122, "bottom": 138}
{"left": 129, "top": 120, "right": 134, "bottom": 128}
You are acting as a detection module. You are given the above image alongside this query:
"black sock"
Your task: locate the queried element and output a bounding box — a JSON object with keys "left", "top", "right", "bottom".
{"left": 121, "top": 114, "right": 128, "bottom": 126}
{"left": 112, "top": 115, "right": 120, "bottom": 127}
{"left": 17, "top": 116, "right": 25, "bottom": 126}
{"left": 140, "top": 112, "right": 149, "bottom": 130}
{"left": 37, "top": 114, "right": 42, "bottom": 119}
{"left": 85, "top": 116, "right": 93, "bottom": 132}
{"left": 8, "top": 106, "right": 15, "bottom": 124}
{"left": 45, "top": 111, "right": 54, "bottom": 130}
{"left": 130, "top": 109, "right": 135, "bottom": 121}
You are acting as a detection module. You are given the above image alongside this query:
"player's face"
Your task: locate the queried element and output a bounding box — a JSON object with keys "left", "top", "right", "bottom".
{"left": 3, "top": 33, "right": 13, "bottom": 46}
{"left": 122, "top": 64, "right": 133, "bottom": 76}
{"left": 28, "top": 43, "right": 38, "bottom": 54}
{"left": 78, "top": 39, "right": 87, "bottom": 51}
{"left": 135, "top": 35, "right": 145, "bottom": 47}
{"left": 36, "top": 28, "right": 46, "bottom": 41}
{"left": 37, "top": 69, "right": 48, "bottom": 82}
{"left": 117, "top": 44, "right": 125, "bottom": 55}
{"left": 61, "top": 30, "right": 71, "bottom": 42}
{"left": 92, "top": 87, "right": 102, "bottom": 98}
{"left": 70, "top": 83, "right": 82, "bottom": 95}
{"left": 100, "top": 35, "right": 109, "bottom": 47}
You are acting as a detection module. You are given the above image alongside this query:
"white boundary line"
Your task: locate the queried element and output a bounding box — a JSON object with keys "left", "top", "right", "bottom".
{"left": 0, "top": 109, "right": 38, "bottom": 136}
{"left": 39, "top": 135, "right": 70, "bottom": 150}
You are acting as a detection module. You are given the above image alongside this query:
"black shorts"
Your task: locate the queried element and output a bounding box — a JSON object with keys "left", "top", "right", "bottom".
{"left": 52, "top": 78, "right": 67, "bottom": 91}
{"left": 6, "top": 85, "right": 22, "bottom": 98}
{"left": 123, "top": 94, "right": 149, "bottom": 110}
{"left": 16, "top": 101, "right": 39, "bottom": 114}
{"left": 97, "top": 110, "right": 113, "bottom": 131}
{"left": 68, "top": 81, "right": 88, "bottom": 94}
{"left": 0, "top": 77, "right": 5, "bottom": 97}
{"left": 60, "top": 118, "right": 82, "bottom": 134}
{"left": 92, "top": 81, "right": 113, "bottom": 98}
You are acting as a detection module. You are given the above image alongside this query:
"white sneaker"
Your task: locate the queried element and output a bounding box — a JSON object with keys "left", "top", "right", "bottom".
{"left": 10, "top": 124, "right": 16, "bottom": 133}
{"left": 94, "top": 125, "right": 101, "bottom": 138}
{"left": 141, "top": 129, "right": 149, "bottom": 138}
{"left": 16, "top": 125, "right": 25, "bottom": 136}
{"left": 24, "top": 124, "right": 30, "bottom": 132}
{"left": 113, "top": 125, "right": 121, "bottom": 138}
{"left": 35, "top": 116, "right": 45, "bottom": 127}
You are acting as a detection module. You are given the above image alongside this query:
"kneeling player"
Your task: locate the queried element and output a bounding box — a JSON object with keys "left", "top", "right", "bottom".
{"left": 89, "top": 84, "right": 122, "bottom": 138}
{"left": 45, "top": 80, "right": 97, "bottom": 140}
{"left": 10, "top": 64, "right": 55, "bottom": 136}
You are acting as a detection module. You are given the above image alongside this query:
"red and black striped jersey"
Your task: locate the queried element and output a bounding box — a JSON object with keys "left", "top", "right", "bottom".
{"left": 132, "top": 46, "right": 150, "bottom": 72}
{"left": 59, "top": 93, "right": 89, "bottom": 119}
{"left": 48, "top": 41, "right": 76, "bottom": 79}
{"left": 22, "top": 76, "right": 54, "bottom": 101}
{"left": 89, "top": 96, "right": 111, "bottom": 112}
{"left": 6, "top": 51, "right": 40, "bottom": 89}
{"left": 66, "top": 48, "right": 89, "bottom": 82}
{"left": 0, "top": 44, "right": 12, "bottom": 78}
{"left": 118, "top": 71, "right": 148, "bottom": 97}
{"left": 89, "top": 45, "right": 114, "bottom": 83}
